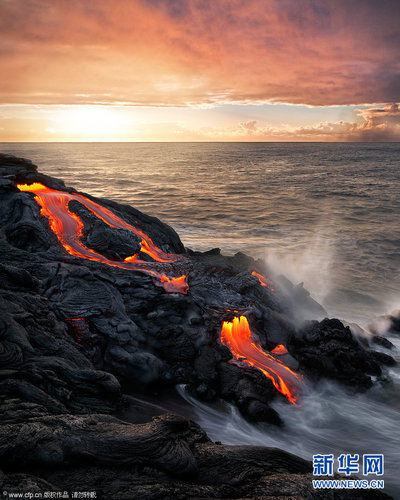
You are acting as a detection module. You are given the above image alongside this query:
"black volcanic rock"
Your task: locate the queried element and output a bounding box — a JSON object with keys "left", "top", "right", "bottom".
{"left": 0, "top": 410, "right": 391, "bottom": 499}
{"left": 371, "top": 335, "right": 395, "bottom": 350}
{"left": 387, "top": 312, "right": 400, "bottom": 334}
{"left": 69, "top": 200, "right": 142, "bottom": 260}
{"left": 0, "top": 153, "right": 395, "bottom": 499}
{"left": 288, "top": 318, "right": 395, "bottom": 389}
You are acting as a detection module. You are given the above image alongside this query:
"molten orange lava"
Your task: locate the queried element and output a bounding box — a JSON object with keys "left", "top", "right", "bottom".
{"left": 220, "top": 316, "right": 301, "bottom": 405}
{"left": 271, "top": 344, "right": 289, "bottom": 356}
{"left": 251, "top": 271, "right": 275, "bottom": 291}
{"left": 17, "top": 183, "right": 188, "bottom": 294}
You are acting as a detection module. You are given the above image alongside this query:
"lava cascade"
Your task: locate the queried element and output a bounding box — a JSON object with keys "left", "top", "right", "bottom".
{"left": 220, "top": 316, "right": 301, "bottom": 404}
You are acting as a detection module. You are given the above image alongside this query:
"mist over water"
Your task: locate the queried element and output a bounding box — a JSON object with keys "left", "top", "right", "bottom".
{"left": 177, "top": 335, "right": 400, "bottom": 497}
{"left": 2, "top": 142, "right": 400, "bottom": 495}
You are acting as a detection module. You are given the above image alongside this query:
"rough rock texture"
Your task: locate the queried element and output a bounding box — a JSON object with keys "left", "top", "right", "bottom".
{"left": 0, "top": 153, "right": 395, "bottom": 498}
{"left": 289, "top": 318, "right": 396, "bottom": 390}
{"left": 0, "top": 411, "right": 391, "bottom": 500}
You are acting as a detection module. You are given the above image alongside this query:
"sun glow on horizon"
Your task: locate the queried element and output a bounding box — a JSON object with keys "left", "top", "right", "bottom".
{"left": 2, "top": 101, "right": 397, "bottom": 143}
{"left": 46, "top": 106, "right": 135, "bottom": 141}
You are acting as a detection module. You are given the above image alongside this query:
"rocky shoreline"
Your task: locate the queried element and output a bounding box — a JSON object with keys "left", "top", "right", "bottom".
{"left": 0, "top": 153, "right": 395, "bottom": 499}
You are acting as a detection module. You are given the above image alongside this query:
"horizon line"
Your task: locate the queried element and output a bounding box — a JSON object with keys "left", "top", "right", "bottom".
{"left": 1, "top": 140, "right": 399, "bottom": 144}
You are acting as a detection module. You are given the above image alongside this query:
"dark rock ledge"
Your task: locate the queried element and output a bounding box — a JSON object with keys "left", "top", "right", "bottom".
{"left": 0, "top": 153, "right": 394, "bottom": 499}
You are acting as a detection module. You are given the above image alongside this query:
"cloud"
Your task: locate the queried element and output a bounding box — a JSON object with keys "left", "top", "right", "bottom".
{"left": 1, "top": 102, "right": 399, "bottom": 142}
{"left": 0, "top": 0, "right": 399, "bottom": 107}
{"left": 197, "top": 103, "right": 400, "bottom": 141}
{"left": 353, "top": 103, "right": 400, "bottom": 140}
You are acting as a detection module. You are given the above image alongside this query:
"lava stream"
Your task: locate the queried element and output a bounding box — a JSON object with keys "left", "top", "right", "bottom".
{"left": 17, "top": 183, "right": 188, "bottom": 294}
{"left": 220, "top": 316, "right": 301, "bottom": 404}
{"left": 251, "top": 271, "right": 275, "bottom": 291}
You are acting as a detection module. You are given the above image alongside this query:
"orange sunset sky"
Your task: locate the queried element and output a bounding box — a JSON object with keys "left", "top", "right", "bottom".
{"left": 0, "top": 0, "right": 399, "bottom": 142}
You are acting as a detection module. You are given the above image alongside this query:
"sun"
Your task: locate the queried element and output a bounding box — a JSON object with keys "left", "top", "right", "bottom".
{"left": 48, "top": 106, "right": 131, "bottom": 140}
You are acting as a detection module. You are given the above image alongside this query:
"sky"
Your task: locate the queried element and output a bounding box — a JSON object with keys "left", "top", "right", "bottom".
{"left": 0, "top": 0, "right": 399, "bottom": 142}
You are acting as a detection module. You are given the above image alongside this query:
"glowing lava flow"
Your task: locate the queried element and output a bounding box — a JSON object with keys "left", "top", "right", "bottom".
{"left": 220, "top": 316, "right": 301, "bottom": 405}
{"left": 251, "top": 271, "right": 275, "bottom": 291}
{"left": 17, "top": 183, "right": 188, "bottom": 293}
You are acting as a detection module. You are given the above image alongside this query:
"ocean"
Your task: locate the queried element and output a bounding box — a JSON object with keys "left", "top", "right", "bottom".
{"left": 2, "top": 141, "right": 400, "bottom": 496}
{"left": 2, "top": 142, "right": 399, "bottom": 324}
